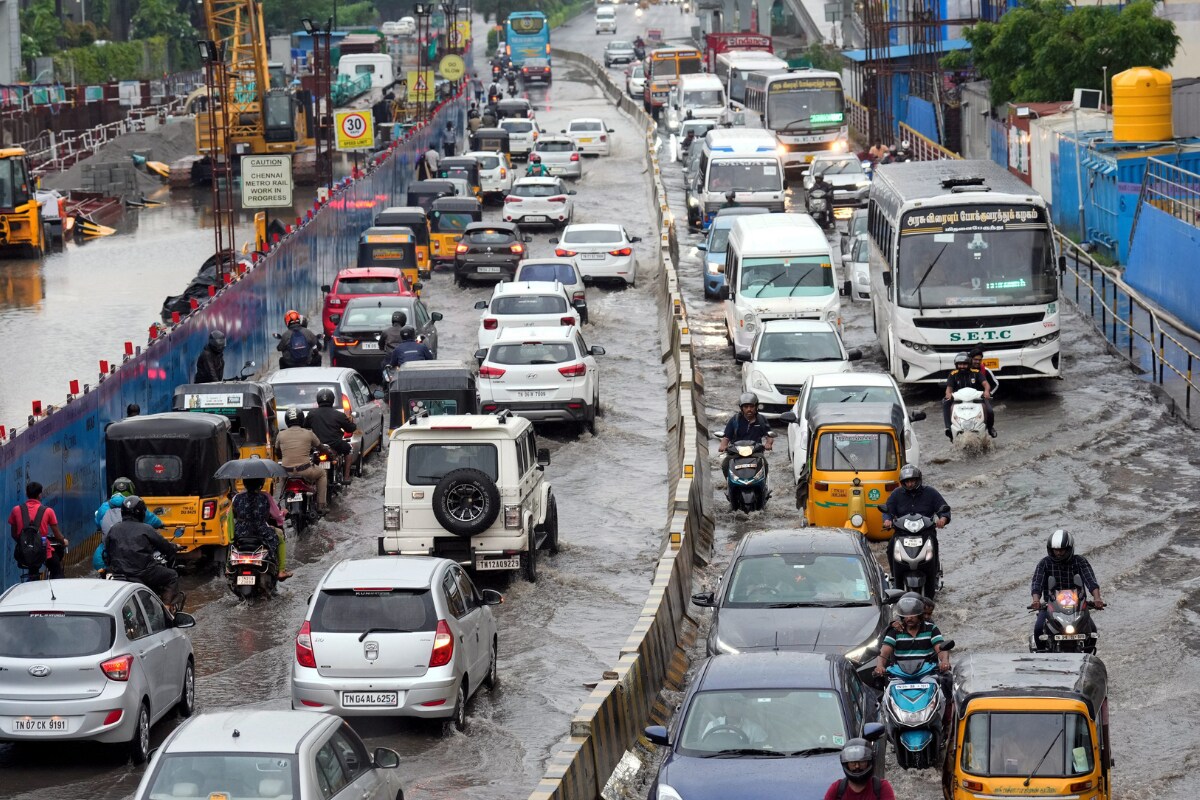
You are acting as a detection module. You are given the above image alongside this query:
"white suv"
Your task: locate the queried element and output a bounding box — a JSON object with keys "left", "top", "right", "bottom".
{"left": 465, "top": 150, "right": 513, "bottom": 201}
{"left": 476, "top": 326, "right": 605, "bottom": 435}
{"left": 380, "top": 412, "right": 558, "bottom": 582}
{"left": 474, "top": 280, "right": 580, "bottom": 349}
{"left": 499, "top": 118, "right": 541, "bottom": 159}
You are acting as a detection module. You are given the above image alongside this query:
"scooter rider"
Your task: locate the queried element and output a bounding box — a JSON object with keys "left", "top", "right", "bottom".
{"left": 385, "top": 326, "right": 435, "bottom": 367}
{"left": 881, "top": 465, "right": 950, "bottom": 572}
{"left": 1030, "top": 529, "right": 1105, "bottom": 644}
{"left": 278, "top": 310, "right": 321, "bottom": 369}
{"left": 92, "top": 477, "right": 165, "bottom": 573}
{"left": 276, "top": 408, "right": 330, "bottom": 515}
{"left": 379, "top": 310, "right": 409, "bottom": 355}
{"left": 194, "top": 330, "right": 227, "bottom": 383}
{"left": 718, "top": 392, "right": 773, "bottom": 477}
{"left": 526, "top": 153, "right": 550, "bottom": 177}
{"left": 943, "top": 351, "right": 995, "bottom": 439}
{"left": 103, "top": 495, "right": 180, "bottom": 610}
{"left": 304, "top": 388, "right": 356, "bottom": 484}
{"left": 824, "top": 738, "right": 895, "bottom": 800}
{"left": 874, "top": 593, "right": 951, "bottom": 678}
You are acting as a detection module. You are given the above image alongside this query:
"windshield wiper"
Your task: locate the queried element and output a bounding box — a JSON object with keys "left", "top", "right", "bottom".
{"left": 749, "top": 269, "right": 789, "bottom": 296}
{"left": 358, "top": 628, "right": 410, "bottom": 641}
{"left": 1023, "top": 727, "right": 1064, "bottom": 786}
{"left": 832, "top": 445, "right": 858, "bottom": 473}
{"left": 701, "top": 748, "right": 787, "bottom": 758}
{"left": 911, "top": 243, "right": 950, "bottom": 313}
{"left": 788, "top": 268, "right": 815, "bottom": 296}
{"left": 783, "top": 747, "right": 843, "bottom": 757}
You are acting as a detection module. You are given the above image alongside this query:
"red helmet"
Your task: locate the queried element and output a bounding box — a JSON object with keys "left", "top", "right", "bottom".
{"left": 284, "top": 310, "right": 301, "bottom": 326}
{"left": 530, "top": 153, "right": 541, "bottom": 163}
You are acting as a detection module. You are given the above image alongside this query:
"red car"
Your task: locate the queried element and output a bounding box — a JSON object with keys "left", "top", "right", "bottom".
{"left": 320, "top": 267, "right": 415, "bottom": 338}
{"left": 521, "top": 58, "right": 552, "bottom": 84}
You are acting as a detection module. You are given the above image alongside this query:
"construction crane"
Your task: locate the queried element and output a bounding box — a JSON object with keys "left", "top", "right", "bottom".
{"left": 0, "top": 148, "right": 44, "bottom": 258}
{"left": 170, "top": 0, "right": 317, "bottom": 187}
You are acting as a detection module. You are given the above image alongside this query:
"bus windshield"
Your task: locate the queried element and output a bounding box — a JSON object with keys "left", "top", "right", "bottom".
{"left": 707, "top": 160, "right": 782, "bottom": 193}
{"left": 739, "top": 256, "right": 834, "bottom": 298}
{"left": 897, "top": 206, "right": 1056, "bottom": 309}
{"left": 652, "top": 55, "right": 702, "bottom": 78}
{"left": 767, "top": 89, "right": 845, "bottom": 132}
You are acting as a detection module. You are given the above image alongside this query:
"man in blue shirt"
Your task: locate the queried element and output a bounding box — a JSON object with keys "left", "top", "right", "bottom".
{"left": 719, "top": 392, "right": 773, "bottom": 478}
{"left": 385, "top": 326, "right": 434, "bottom": 368}
{"left": 93, "top": 477, "right": 164, "bottom": 571}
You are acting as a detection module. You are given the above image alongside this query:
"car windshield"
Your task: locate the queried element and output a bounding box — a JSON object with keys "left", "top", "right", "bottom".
{"left": 755, "top": 330, "right": 843, "bottom": 362}
{"left": 518, "top": 264, "right": 577, "bottom": 284}
{"left": 513, "top": 183, "right": 563, "bottom": 197}
{"left": 0, "top": 612, "right": 115, "bottom": 657}
{"left": 272, "top": 383, "right": 339, "bottom": 409}
{"left": 144, "top": 754, "right": 297, "bottom": 800}
{"left": 962, "top": 712, "right": 1095, "bottom": 778}
{"left": 538, "top": 140, "right": 575, "bottom": 153}
{"left": 678, "top": 689, "right": 847, "bottom": 754}
{"left": 490, "top": 342, "right": 576, "bottom": 365}
{"left": 311, "top": 588, "right": 436, "bottom": 633}
{"left": 814, "top": 159, "right": 863, "bottom": 176}
{"left": 739, "top": 256, "right": 835, "bottom": 298}
{"left": 725, "top": 553, "right": 871, "bottom": 606}
{"left": 809, "top": 385, "right": 899, "bottom": 406}
{"left": 465, "top": 230, "right": 515, "bottom": 244}
{"left": 571, "top": 121, "right": 603, "bottom": 131}
{"left": 406, "top": 444, "right": 498, "bottom": 485}
{"left": 502, "top": 121, "right": 534, "bottom": 133}
{"left": 433, "top": 212, "right": 474, "bottom": 232}
{"left": 342, "top": 303, "right": 410, "bottom": 328}
{"left": 631, "top": 65, "right": 644, "bottom": 78}
{"left": 562, "top": 229, "right": 623, "bottom": 245}
{"left": 814, "top": 431, "right": 898, "bottom": 472}
{"left": 851, "top": 213, "right": 868, "bottom": 237}
{"left": 492, "top": 295, "right": 568, "bottom": 315}
{"left": 707, "top": 160, "right": 782, "bottom": 193}
{"left": 334, "top": 277, "right": 399, "bottom": 295}
{"left": 683, "top": 89, "right": 723, "bottom": 106}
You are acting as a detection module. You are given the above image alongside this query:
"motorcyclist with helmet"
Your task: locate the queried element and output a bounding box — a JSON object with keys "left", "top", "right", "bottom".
{"left": 92, "top": 477, "right": 165, "bottom": 573}
{"left": 944, "top": 350, "right": 995, "bottom": 440}
{"left": 874, "top": 592, "right": 951, "bottom": 678}
{"left": 880, "top": 464, "right": 950, "bottom": 573}
{"left": 278, "top": 310, "right": 321, "bottom": 369}
{"left": 385, "top": 326, "right": 435, "bottom": 368}
{"left": 1029, "top": 529, "right": 1105, "bottom": 646}
{"left": 193, "top": 329, "right": 227, "bottom": 383}
{"left": 304, "top": 387, "right": 357, "bottom": 484}
{"left": 102, "top": 495, "right": 181, "bottom": 610}
{"left": 232, "top": 477, "right": 292, "bottom": 581}
{"left": 823, "top": 738, "right": 895, "bottom": 800}
{"left": 275, "top": 408, "right": 330, "bottom": 514}
{"left": 895, "top": 140, "right": 913, "bottom": 162}
{"left": 525, "top": 153, "right": 550, "bottom": 177}
{"left": 379, "top": 310, "right": 409, "bottom": 356}
{"left": 718, "top": 392, "right": 773, "bottom": 478}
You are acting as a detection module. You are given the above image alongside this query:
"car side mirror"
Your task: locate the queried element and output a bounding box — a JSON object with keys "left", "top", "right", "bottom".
{"left": 883, "top": 588, "right": 904, "bottom": 604}
{"left": 862, "top": 722, "right": 886, "bottom": 742}
{"left": 474, "top": 348, "right": 488, "bottom": 362}
{"left": 431, "top": 311, "right": 444, "bottom": 322}
{"left": 413, "top": 282, "right": 424, "bottom": 292}
{"left": 909, "top": 410, "right": 927, "bottom": 422}
{"left": 560, "top": 128, "right": 567, "bottom": 133}
{"left": 589, "top": 345, "right": 605, "bottom": 356}
{"left": 607, "top": 126, "right": 615, "bottom": 133}
{"left": 548, "top": 237, "right": 559, "bottom": 244}
{"left": 481, "top": 588, "right": 504, "bottom": 605}
{"left": 524, "top": 235, "right": 533, "bottom": 243}
{"left": 848, "top": 349, "right": 862, "bottom": 361}
{"left": 474, "top": 300, "right": 489, "bottom": 310}
{"left": 779, "top": 411, "right": 797, "bottom": 423}
{"left": 630, "top": 236, "right": 642, "bottom": 243}
{"left": 536, "top": 447, "right": 551, "bottom": 468}
{"left": 172, "top": 612, "right": 196, "bottom": 628}
{"left": 272, "top": 332, "right": 282, "bottom": 339}
{"left": 691, "top": 591, "right": 715, "bottom": 607}
{"left": 734, "top": 351, "right": 750, "bottom": 363}
{"left": 882, "top": 271, "right": 892, "bottom": 287}
{"left": 320, "top": 284, "right": 331, "bottom": 293}
{"left": 373, "top": 747, "right": 401, "bottom": 769}
{"left": 644, "top": 725, "right": 670, "bottom": 746}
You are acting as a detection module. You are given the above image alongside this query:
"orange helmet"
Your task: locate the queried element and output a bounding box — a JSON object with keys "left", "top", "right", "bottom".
{"left": 285, "top": 310, "right": 301, "bottom": 326}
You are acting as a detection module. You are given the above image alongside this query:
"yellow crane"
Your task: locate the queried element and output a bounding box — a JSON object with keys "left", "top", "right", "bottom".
{"left": 0, "top": 148, "right": 44, "bottom": 257}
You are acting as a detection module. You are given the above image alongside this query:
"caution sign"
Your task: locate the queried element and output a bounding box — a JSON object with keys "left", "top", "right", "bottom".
{"left": 449, "top": 20, "right": 471, "bottom": 48}
{"left": 240, "top": 155, "right": 293, "bottom": 208}
{"left": 407, "top": 69, "right": 435, "bottom": 103}
{"left": 335, "top": 109, "right": 375, "bottom": 151}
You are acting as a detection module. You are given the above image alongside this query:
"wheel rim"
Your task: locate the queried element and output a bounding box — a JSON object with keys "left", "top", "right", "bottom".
{"left": 489, "top": 646, "right": 498, "bottom": 685}
{"left": 184, "top": 666, "right": 194, "bottom": 710}
{"left": 137, "top": 705, "right": 149, "bottom": 755}
{"left": 446, "top": 484, "right": 486, "bottom": 522}
{"left": 455, "top": 685, "right": 466, "bottom": 728}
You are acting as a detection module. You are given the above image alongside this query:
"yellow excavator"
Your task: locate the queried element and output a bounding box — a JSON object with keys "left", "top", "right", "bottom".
{"left": 0, "top": 148, "right": 44, "bottom": 257}
{"left": 170, "top": 0, "right": 317, "bottom": 186}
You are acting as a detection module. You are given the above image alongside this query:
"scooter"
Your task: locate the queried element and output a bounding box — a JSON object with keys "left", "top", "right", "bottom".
{"left": 724, "top": 435, "right": 772, "bottom": 512}
{"left": 282, "top": 448, "right": 329, "bottom": 534}
{"left": 806, "top": 187, "right": 833, "bottom": 230}
{"left": 879, "top": 643, "right": 954, "bottom": 770}
{"left": 949, "top": 387, "right": 990, "bottom": 449}
{"left": 225, "top": 536, "right": 279, "bottom": 599}
{"left": 634, "top": 43, "right": 646, "bottom": 61}
{"left": 1029, "top": 575, "right": 1101, "bottom": 654}
{"left": 105, "top": 527, "right": 187, "bottom": 613}
{"left": 890, "top": 513, "right": 941, "bottom": 599}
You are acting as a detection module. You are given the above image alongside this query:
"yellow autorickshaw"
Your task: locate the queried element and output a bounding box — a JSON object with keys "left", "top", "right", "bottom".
{"left": 374, "top": 206, "right": 432, "bottom": 278}
{"left": 437, "top": 156, "right": 483, "bottom": 201}
{"left": 944, "top": 653, "right": 1111, "bottom": 800}
{"left": 104, "top": 412, "right": 238, "bottom": 563}
{"left": 791, "top": 402, "right": 906, "bottom": 541}
{"left": 357, "top": 226, "right": 421, "bottom": 293}
{"left": 171, "top": 382, "right": 280, "bottom": 491}
{"left": 429, "top": 196, "right": 483, "bottom": 265}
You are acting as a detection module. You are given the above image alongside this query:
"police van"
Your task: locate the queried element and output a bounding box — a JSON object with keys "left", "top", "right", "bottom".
{"left": 693, "top": 128, "right": 785, "bottom": 230}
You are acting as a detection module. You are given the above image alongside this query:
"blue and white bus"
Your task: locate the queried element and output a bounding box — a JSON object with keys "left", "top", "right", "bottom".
{"left": 505, "top": 12, "right": 551, "bottom": 66}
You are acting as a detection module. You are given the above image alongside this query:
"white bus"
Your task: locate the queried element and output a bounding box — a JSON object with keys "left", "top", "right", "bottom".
{"left": 744, "top": 69, "right": 849, "bottom": 171}
{"left": 867, "top": 160, "right": 1061, "bottom": 385}
{"left": 714, "top": 50, "right": 788, "bottom": 105}
{"left": 696, "top": 129, "right": 785, "bottom": 229}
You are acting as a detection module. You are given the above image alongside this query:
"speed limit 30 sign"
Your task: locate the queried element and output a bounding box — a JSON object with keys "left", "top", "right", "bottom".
{"left": 335, "top": 109, "right": 375, "bottom": 151}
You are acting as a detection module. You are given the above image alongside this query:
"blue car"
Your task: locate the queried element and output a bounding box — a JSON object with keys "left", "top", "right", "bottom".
{"left": 645, "top": 652, "right": 884, "bottom": 800}
{"left": 697, "top": 207, "right": 771, "bottom": 299}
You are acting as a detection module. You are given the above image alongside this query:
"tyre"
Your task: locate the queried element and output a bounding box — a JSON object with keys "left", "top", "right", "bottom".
{"left": 432, "top": 468, "right": 501, "bottom": 536}
{"left": 522, "top": 529, "right": 538, "bottom": 582}
{"left": 484, "top": 638, "right": 499, "bottom": 690}
{"left": 586, "top": 399, "right": 597, "bottom": 436}
{"left": 129, "top": 700, "right": 151, "bottom": 764}
{"left": 177, "top": 659, "right": 196, "bottom": 717}
{"left": 537, "top": 496, "right": 559, "bottom": 554}
{"left": 441, "top": 681, "right": 467, "bottom": 735}
{"left": 355, "top": 451, "right": 364, "bottom": 477}
{"left": 235, "top": 583, "right": 253, "bottom": 599}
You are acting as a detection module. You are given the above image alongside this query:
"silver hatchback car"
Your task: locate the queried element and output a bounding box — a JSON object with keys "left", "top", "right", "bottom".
{"left": 0, "top": 578, "right": 196, "bottom": 764}
{"left": 292, "top": 557, "right": 502, "bottom": 732}
{"left": 533, "top": 136, "right": 583, "bottom": 180}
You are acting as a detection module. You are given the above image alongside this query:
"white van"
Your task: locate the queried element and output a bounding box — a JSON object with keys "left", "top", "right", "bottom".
{"left": 696, "top": 128, "right": 785, "bottom": 229}
{"left": 595, "top": 6, "right": 617, "bottom": 33}
{"left": 723, "top": 213, "right": 841, "bottom": 359}
{"left": 669, "top": 73, "right": 726, "bottom": 131}
{"left": 337, "top": 54, "right": 395, "bottom": 90}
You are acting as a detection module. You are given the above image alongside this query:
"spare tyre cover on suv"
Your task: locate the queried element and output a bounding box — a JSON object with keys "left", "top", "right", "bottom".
{"left": 433, "top": 468, "right": 502, "bottom": 536}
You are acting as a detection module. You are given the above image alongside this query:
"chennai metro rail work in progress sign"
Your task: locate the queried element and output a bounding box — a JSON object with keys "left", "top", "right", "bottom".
{"left": 240, "top": 155, "right": 294, "bottom": 208}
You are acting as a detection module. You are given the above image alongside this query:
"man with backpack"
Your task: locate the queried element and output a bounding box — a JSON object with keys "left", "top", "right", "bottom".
{"left": 8, "top": 481, "right": 66, "bottom": 581}
{"left": 823, "top": 738, "right": 894, "bottom": 800}
{"left": 277, "top": 310, "right": 320, "bottom": 369}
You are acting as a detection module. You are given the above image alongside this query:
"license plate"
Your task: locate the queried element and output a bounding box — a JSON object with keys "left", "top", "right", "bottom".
{"left": 805, "top": 155, "right": 815, "bottom": 162}
{"left": 320, "top": 461, "right": 331, "bottom": 470}
{"left": 479, "top": 266, "right": 501, "bottom": 273}
{"left": 579, "top": 138, "right": 594, "bottom": 143}
{"left": 1054, "top": 634, "right": 1086, "bottom": 641}
{"left": 237, "top": 575, "right": 256, "bottom": 585}
{"left": 548, "top": 167, "right": 565, "bottom": 174}
{"left": 476, "top": 557, "right": 521, "bottom": 570}
{"left": 581, "top": 253, "right": 605, "bottom": 260}
{"left": 290, "top": 493, "right": 304, "bottom": 502}
{"left": 786, "top": 395, "right": 797, "bottom": 406}
{"left": 13, "top": 718, "right": 67, "bottom": 732}
{"left": 342, "top": 691, "right": 399, "bottom": 707}
{"left": 360, "top": 342, "right": 379, "bottom": 350}
{"left": 983, "top": 358, "right": 999, "bottom": 369}
{"left": 894, "top": 683, "right": 930, "bottom": 691}
{"left": 902, "top": 536, "right": 924, "bottom": 547}
{"left": 525, "top": 215, "right": 547, "bottom": 222}
{"left": 517, "top": 390, "right": 548, "bottom": 398}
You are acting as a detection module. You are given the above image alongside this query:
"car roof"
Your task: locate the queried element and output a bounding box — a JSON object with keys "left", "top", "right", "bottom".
{"left": 758, "top": 319, "right": 839, "bottom": 334}
{"left": 563, "top": 223, "right": 622, "bottom": 234}
{"left": 697, "top": 652, "right": 838, "bottom": 691}
{"left": 491, "top": 280, "right": 565, "bottom": 297}
{"left": 166, "top": 711, "right": 332, "bottom": 754}
{"left": 737, "top": 528, "right": 864, "bottom": 557}
{"left": 335, "top": 267, "right": 403, "bottom": 279}
{"left": 813, "top": 154, "right": 858, "bottom": 162}
{"left": 320, "top": 557, "right": 441, "bottom": 590}
{"left": 0, "top": 577, "right": 128, "bottom": 610}
{"left": 399, "top": 413, "right": 531, "bottom": 434}
{"left": 514, "top": 177, "right": 562, "bottom": 185}
{"left": 267, "top": 367, "right": 357, "bottom": 384}
{"left": 536, "top": 135, "right": 574, "bottom": 144}
{"left": 517, "top": 257, "right": 579, "bottom": 269}
{"left": 808, "top": 372, "right": 897, "bottom": 389}
{"left": 491, "top": 326, "right": 577, "bottom": 344}
{"left": 569, "top": 117, "right": 604, "bottom": 123}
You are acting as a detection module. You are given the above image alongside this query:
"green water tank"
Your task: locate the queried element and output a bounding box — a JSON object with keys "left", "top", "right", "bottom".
{"left": 1112, "top": 66, "right": 1173, "bottom": 142}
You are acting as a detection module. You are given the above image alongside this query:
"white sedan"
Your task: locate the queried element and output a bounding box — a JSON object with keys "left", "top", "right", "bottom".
{"left": 563, "top": 118, "right": 614, "bottom": 156}
{"left": 503, "top": 177, "right": 576, "bottom": 227}
{"left": 552, "top": 223, "right": 641, "bottom": 286}
{"left": 739, "top": 320, "right": 860, "bottom": 419}
{"left": 781, "top": 371, "right": 927, "bottom": 486}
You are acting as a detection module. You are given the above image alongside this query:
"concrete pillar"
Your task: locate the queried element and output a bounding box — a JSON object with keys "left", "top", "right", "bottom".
{"left": 0, "top": 0, "right": 19, "bottom": 84}
{"left": 735, "top": 0, "right": 753, "bottom": 30}
{"left": 756, "top": 0, "right": 774, "bottom": 35}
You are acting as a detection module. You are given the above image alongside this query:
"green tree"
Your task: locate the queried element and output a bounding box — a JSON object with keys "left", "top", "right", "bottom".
{"left": 131, "top": 0, "right": 197, "bottom": 40}
{"left": 964, "top": 0, "right": 1180, "bottom": 107}
{"left": 262, "top": 0, "right": 336, "bottom": 34}
{"left": 20, "top": 0, "right": 63, "bottom": 60}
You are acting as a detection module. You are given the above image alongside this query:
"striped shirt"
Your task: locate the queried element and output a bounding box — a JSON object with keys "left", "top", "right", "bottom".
{"left": 1030, "top": 555, "right": 1099, "bottom": 600}
{"left": 883, "top": 621, "right": 944, "bottom": 661}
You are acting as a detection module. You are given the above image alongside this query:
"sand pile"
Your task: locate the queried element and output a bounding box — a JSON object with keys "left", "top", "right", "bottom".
{"left": 42, "top": 117, "right": 198, "bottom": 192}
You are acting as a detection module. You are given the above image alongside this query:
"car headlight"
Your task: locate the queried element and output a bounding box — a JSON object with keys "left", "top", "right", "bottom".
{"left": 743, "top": 311, "right": 757, "bottom": 324}
{"left": 824, "top": 309, "right": 838, "bottom": 322}
{"left": 856, "top": 273, "right": 869, "bottom": 285}
{"left": 899, "top": 338, "right": 933, "bottom": 354}
{"left": 750, "top": 371, "right": 771, "bottom": 392}
{"left": 844, "top": 636, "right": 879, "bottom": 664}
{"left": 658, "top": 786, "right": 686, "bottom": 800}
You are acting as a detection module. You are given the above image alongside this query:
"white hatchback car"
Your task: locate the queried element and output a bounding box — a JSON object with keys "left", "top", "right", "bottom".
{"left": 781, "top": 371, "right": 927, "bottom": 485}
{"left": 739, "top": 320, "right": 861, "bottom": 419}
{"left": 563, "top": 118, "right": 614, "bottom": 156}
{"left": 499, "top": 117, "right": 541, "bottom": 159}
{"left": 476, "top": 326, "right": 605, "bottom": 434}
{"left": 845, "top": 232, "right": 871, "bottom": 300}
{"left": 514, "top": 258, "right": 590, "bottom": 323}
{"left": 503, "top": 177, "right": 576, "bottom": 227}
{"left": 474, "top": 280, "right": 580, "bottom": 349}
{"left": 553, "top": 223, "right": 641, "bottom": 286}
{"left": 465, "top": 149, "right": 513, "bottom": 201}
{"left": 291, "top": 557, "right": 501, "bottom": 731}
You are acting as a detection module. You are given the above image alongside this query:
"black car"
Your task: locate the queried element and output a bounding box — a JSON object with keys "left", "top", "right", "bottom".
{"left": 521, "top": 57, "right": 552, "bottom": 83}
{"left": 495, "top": 98, "right": 534, "bottom": 120}
{"left": 453, "top": 222, "right": 532, "bottom": 285}
{"left": 692, "top": 528, "right": 901, "bottom": 656}
{"left": 330, "top": 295, "right": 442, "bottom": 377}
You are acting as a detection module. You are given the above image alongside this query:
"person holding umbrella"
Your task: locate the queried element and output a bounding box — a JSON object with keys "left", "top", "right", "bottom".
{"left": 213, "top": 456, "right": 292, "bottom": 581}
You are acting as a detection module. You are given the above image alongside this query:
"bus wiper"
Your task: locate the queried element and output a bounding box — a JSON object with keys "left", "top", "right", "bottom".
{"left": 1023, "top": 727, "right": 1064, "bottom": 786}
{"left": 788, "top": 269, "right": 815, "bottom": 295}
{"left": 912, "top": 243, "right": 950, "bottom": 313}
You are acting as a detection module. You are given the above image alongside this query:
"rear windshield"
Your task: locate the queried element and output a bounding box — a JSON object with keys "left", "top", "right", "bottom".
{"left": 0, "top": 612, "right": 115, "bottom": 657}
{"left": 136, "top": 455, "right": 183, "bottom": 483}
{"left": 474, "top": 155, "right": 501, "bottom": 170}
{"left": 342, "top": 304, "right": 410, "bottom": 328}
{"left": 311, "top": 589, "right": 436, "bottom": 633}
{"left": 439, "top": 167, "right": 474, "bottom": 181}
{"left": 465, "top": 230, "right": 515, "bottom": 244}
{"left": 406, "top": 443, "right": 498, "bottom": 485}
{"left": 537, "top": 140, "right": 575, "bottom": 153}
{"left": 512, "top": 183, "right": 563, "bottom": 197}
{"left": 272, "top": 383, "right": 339, "bottom": 409}
{"left": 359, "top": 243, "right": 416, "bottom": 266}
{"left": 334, "top": 277, "right": 400, "bottom": 295}
{"left": 815, "top": 431, "right": 897, "bottom": 472}
{"left": 502, "top": 121, "right": 533, "bottom": 132}
{"left": 518, "top": 263, "right": 576, "bottom": 284}
{"left": 433, "top": 212, "right": 474, "bottom": 232}
{"left": 492, "top": 294, "right": 567, "bottom": 315}
{"left": 145, "top": 754, "right": 298, "bottom": 800}
{"left": 571, "top": 121, "right": 602, "bottom": 131}
{"left": 490, "top": 342, "right": 575, "bottom": 365}
{"left": 562, "top": 229, "right": 622, "bottom": 245}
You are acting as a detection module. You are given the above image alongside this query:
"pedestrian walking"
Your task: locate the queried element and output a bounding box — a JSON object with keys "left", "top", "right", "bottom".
{"left": 9, "top": 481, "right": 67, "bottom": 581}
{"left": 443, "top": 122, "right": 458, "bottom": 157}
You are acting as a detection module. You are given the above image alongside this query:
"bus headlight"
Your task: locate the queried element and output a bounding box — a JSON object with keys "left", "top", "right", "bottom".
{"left": 831, "top": 140, "right": 849, "bottom": 153}
{"left": 899, "top": 338, "right": 933, "bottom": 354}
{"left": 1032, "top": 331, "right": 1060, "bottom": 346}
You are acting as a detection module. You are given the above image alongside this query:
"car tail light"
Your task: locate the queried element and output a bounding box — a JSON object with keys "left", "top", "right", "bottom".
{"left": 522, "top": 67, "right": 529, "bottom": 73}
{"left": 600, "top": 135, "right": 608, "bottom": 142}
{"left": 456, "top": 243, "right": 469, "bottom": 254}
{"left": 342, "top": 393, "right": 353, "bottom": 415}
{"left": 296, "top": 621, "right": 317, "bottom": 668}
{"left": 570, "top": 153, "right": 580, "bottom": 162}
{"left": 479, "top": 365, "right": 506, "bottom": 380}
{"left": 510, "top": 243, "right": 525, "bottom": 254}
{"left": 483, "top": 318, "right": 498, "bottom": 330}
{"left": 559, "top": 316, "right": 576, "bottom": 326}
{"left": 329, "top": 297, "right": 342, "bottom": 306}
{"left": 500, "top": 167, "right": 507, "bottom": 178}
{"left": 100, "top": 654, "right": 134, "bottom": 681}
{"left": 102, "top": 709, "right": 123, "bottom": 725}
{"left": 504, "top": 504, "right": 521, "bottom": 528}
{"left": 573, "top": 290, "right": 586, "bottom": 301}
{"left": 201, "top": 500, "right": 217, "bottom": 520}
{"left": 555, "top": 248, "right": 577, "bottom": 257}
{"left": 505, "top": 196, "right": 521, "bottom": 203}
{"left": 549, "top": 196, "right": 566, "bottom": 203}
{"left": 332, "top": 336, "right": 358, "bottom": 346}
{"left": 429, "top": 619, "right": 454, "bottom": 667}
{"left": 481, "top": 403, "right": 498, "bottom": 412}
{"left": 558, "top": 363, "right": 587, "bottom": 378}
{"left": 609, "top": 247, "right": 632, "bottom": 256}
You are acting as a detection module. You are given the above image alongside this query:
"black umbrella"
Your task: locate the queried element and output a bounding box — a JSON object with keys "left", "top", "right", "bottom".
{"left": 214, "top": 457, "right": 287, "bottom": 480}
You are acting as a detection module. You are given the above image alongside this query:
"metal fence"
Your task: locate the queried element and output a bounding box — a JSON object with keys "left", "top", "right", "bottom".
{"left": 1133, "top": 156, "right": 1200, "bottom": 233}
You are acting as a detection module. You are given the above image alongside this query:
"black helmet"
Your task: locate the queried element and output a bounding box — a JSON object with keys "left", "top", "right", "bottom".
{"left": 316, "top": 388, "right": 336, "bottom": 407}
{"left": 895, "top": 593, "right": 925, "bottom": 621}
{"left": 400, "top": 326, "right": 417, "bottom": 342}
{"left": 954, "top": 351, "right": 970, "bottom": 367}
{"left": 392, "top": 310, "right": 407, "bottom": 327}
{"left": 121, "top": 495, "right": 147, "bottom": 522}
{"left": 285, "top": 407, "right": 304, "bottom": 427}
{"left": 899, "top": 464, "right": 922, "bottom": 489}
{"left": 738, "top": 392, "right": 759, "bottom": 408}
{"left": 1047, "top": 529, "right": 1074, "bottom": 562}
{"left": 208, "top": 330, "right": 227, "bottom": 352}
{"left": 111, "top": 477, "right": 135, "bottom": 496}
{"left": 839, "top": 737, "right": 875, "bottom": 780}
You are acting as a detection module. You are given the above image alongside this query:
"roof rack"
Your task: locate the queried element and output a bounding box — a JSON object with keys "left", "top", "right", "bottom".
{"left": 495, "top": 409, "right": 513, "bottom": 424}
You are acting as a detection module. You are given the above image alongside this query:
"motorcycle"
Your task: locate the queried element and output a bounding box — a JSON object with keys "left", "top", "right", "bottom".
{"left": 890, "top": 513, "right": 941, "bottom": 599}
{"left": 879, "top": 641, "right": 955, "bottom": 770}
{"left": 1029, "top": 575, "right": 1101, "bottom": 654}
{"left": 225, "top": 536, "right": 279, "bottom": 599}
{"left": 634, "top": 43, "right": 646, "bottom": 60}
{"left": 105, "top": 527, "right": 187, "bottom": 613}
{"left": 806, "top": 187, "right": 833, "bottom": 230}
{"left": 282, "top": 448, "right": 330, "bottom": 534}
{"left": 949, "top": 386, "right": 990, "bottom": 449}
{"left": 724, "top": 435, "right": 772, "bottom": 512}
